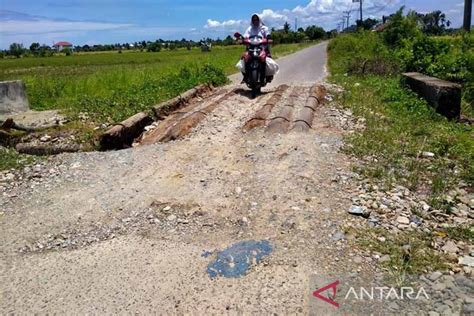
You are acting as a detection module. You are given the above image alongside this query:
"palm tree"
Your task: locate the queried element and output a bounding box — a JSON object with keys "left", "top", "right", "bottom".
{"left": 421, "top": 10, "right": 449, "bottom": 35}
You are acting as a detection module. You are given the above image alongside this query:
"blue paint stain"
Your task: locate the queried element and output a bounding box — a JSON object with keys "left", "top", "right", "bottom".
{"left": 206, "top": 240, "right": 273, "bottom": 279}
{"left": 201, "top": 250, "right": 213, "bottom": 258}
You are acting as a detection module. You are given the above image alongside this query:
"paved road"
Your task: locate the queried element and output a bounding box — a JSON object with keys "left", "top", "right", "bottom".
{"left": 229, "top": 41, "right": 328, "bottom": 87}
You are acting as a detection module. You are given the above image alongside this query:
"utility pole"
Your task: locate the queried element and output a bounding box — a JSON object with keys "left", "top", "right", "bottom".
{"left": 341, "top": 17, "right": 346, "bottom": 31}
{"left": 344, "top": 10, "right": 351, "bottom": 30}
{"left": 360, "top": 0, "right": 363, "bottom": 23}
{"left": 464, "top": 0, "right": 472, "bottom": 31}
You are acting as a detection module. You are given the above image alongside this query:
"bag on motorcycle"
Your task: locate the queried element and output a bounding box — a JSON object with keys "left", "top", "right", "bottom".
{"left": 265, "top": 58, "right": 280, "bottom": 76}
{"left": 236, "top": 59, "right": 246, "bottom": 73}
{"left": 236, "top": 58, "right": 279, "bottom": 75}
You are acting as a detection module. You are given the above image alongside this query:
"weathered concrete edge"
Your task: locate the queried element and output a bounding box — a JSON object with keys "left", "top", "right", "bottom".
{"left": 0, "top": 80, "right": 30, "bottom": 115}
{"left": 100, "top": 112, "right": 153, "bottom": 151}
{"left": 402, "top": 72, "right": 462, "bottom": 120}
{"left": 15, "top": 143, "right": 83, "bottom": 156}
{"left": 152, "top": 84, "right": 213, "bottom": 119}
{"left": 100, "top": 84, "right": 213, "bottom": 151}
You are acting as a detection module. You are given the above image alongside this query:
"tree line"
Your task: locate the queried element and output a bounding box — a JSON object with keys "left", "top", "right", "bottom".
{"left": 270, "top": 23, "right": 336, "bottom": 44}
{"left": 353, "top": 9, "right": 454, "bottom": 35}
{"left": 1, "top": 23, "right": 334, "bottom": 59}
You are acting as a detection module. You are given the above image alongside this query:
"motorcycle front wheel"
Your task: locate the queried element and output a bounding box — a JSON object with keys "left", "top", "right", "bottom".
{"left": 251, "top": 88, "right": 258, "bottom": 99}
{"left": 250, "top": 69, "right": 259, "bottom": 98}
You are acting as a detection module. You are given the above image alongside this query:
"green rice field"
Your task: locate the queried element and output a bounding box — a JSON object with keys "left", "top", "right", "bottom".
{"left": 0, "top": 43, "right": 313, "bottom": 122}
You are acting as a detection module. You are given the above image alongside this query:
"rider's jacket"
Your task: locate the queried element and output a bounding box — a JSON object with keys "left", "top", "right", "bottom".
{"left": 244, "top": 24, "right": 271, "bottom": 39}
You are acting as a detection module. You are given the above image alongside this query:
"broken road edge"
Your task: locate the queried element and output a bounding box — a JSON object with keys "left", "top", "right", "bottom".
{"left": 99, "top": 84, "right": 214, "bottom": 151}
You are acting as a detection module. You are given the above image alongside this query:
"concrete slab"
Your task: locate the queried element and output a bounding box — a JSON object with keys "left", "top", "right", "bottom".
{"left": 402, "top": 72, "right": 461, "bottom": 120}
{"left": 0, "top": 80, "right": 30, "bottom": 115}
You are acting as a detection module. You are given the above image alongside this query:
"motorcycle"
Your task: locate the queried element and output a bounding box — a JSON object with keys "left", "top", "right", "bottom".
{"left": 234, "top": 32, "right": 273, "bottom": 98}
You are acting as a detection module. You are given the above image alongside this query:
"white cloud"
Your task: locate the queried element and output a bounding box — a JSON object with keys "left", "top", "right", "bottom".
{"left": 1, "top": 19, "right": 132, "bottom": 35}
{"left": 0, "top": 10, "right": 189, "bottom": 48}
{"left": 204, "top": 19, "right": 244, "bottom": 29}
{"left": 204, "top": 0, "right": 402, "bottom": 31}
{"left": 260, "top": 9, "right": 288, "bottom": 23}
{"left": 0, "top": 10, "right": 133, "bottom": 47}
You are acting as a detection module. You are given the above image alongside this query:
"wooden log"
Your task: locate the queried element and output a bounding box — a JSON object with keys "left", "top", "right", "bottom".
{"left": 16, "top": 143, "right": 82, "bottom": 156}
{"left": 100, "top": 112, "right": 153, "bottom": 150}
{"left": 243, "top": 85, "right": 289, "bottom": 131}
{"left": 402, "top": 72, "right": 461, "bottom": 120}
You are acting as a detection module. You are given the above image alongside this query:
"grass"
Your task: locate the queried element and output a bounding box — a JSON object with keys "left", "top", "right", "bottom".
{"left": 331, "top": 75, "right": 473, "bottom": 208}
{"left": 0, "top": 147, "right": 38, "bottom": 171}
{"left": 441, "top": 225, "right": 474, "bottom": 242}
{"left": 355, "top": 228, "right": 448, "bottom": 285}
{"left": 328, "top": 34, "right": 473, "bottom": 208}
{"left": 328, "top": 33, "right": 473, "bottom": 275}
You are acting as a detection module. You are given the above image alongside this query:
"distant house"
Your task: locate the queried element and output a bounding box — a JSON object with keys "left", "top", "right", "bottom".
{"left": 53, "top": 41, "right": 73, "bottom": 52}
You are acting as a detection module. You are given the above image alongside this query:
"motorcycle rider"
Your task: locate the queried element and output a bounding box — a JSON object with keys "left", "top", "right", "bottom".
{"left": 241, "top": 14, "right": 273, "bottom": 83}
{"left": 244, "top": 14, "right": 271, "bottom": 56}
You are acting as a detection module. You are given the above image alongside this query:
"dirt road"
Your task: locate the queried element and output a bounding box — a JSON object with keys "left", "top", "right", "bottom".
{"left": 1, "top": 42, "right": 367, "bottom": 314}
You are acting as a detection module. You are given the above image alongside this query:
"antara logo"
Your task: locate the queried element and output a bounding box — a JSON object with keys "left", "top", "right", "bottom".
{"left": 313, "top": 280, "right": 340, "bottom": 308}
{"left": 313, "top": 280, "right": 431, "bottom": 308}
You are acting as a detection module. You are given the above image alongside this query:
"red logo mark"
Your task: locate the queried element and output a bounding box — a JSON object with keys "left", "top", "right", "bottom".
{"left": 313, "top": 280, "right": 340, "bottom": 308}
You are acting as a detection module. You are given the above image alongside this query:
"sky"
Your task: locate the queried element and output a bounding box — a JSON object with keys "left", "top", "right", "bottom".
{"left": 0, "top": 0, "right": 470, "bottom": 49}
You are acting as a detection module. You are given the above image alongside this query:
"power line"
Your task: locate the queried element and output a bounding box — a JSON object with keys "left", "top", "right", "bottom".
{"left": 370, "top": 0, "right": 397, "bottom": 15}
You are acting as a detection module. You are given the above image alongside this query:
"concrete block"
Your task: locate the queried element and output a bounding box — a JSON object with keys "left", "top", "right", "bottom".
{"left": 402, "top": 72, "right": 461, "bottom": 120}
{"left": 0, "top": 80, "right": 30, "bottom": 115}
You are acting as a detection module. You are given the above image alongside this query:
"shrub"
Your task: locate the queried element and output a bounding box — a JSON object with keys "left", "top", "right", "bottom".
{"left": 383, "top": 8, "right": 421, "bottom": 47}
{"left": 328, "top": 31, "right": 398, "bottom": 76}
{"left": 147, "top": 42, "right": 162, "bottom": 52}
{"left": 398, "top": 36, "right": 449, "bottom": 73}
{"left": 330, "top": 26, "right": 473, "bottom": 116}
{"left": 201, "top": 63, "right": 228, "bottom": 86}
{"left": 9, "top": 43, "right": 25, "bottom": 58}
{"left": 63, "top": 48, "right": 73, "bottom": 56}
